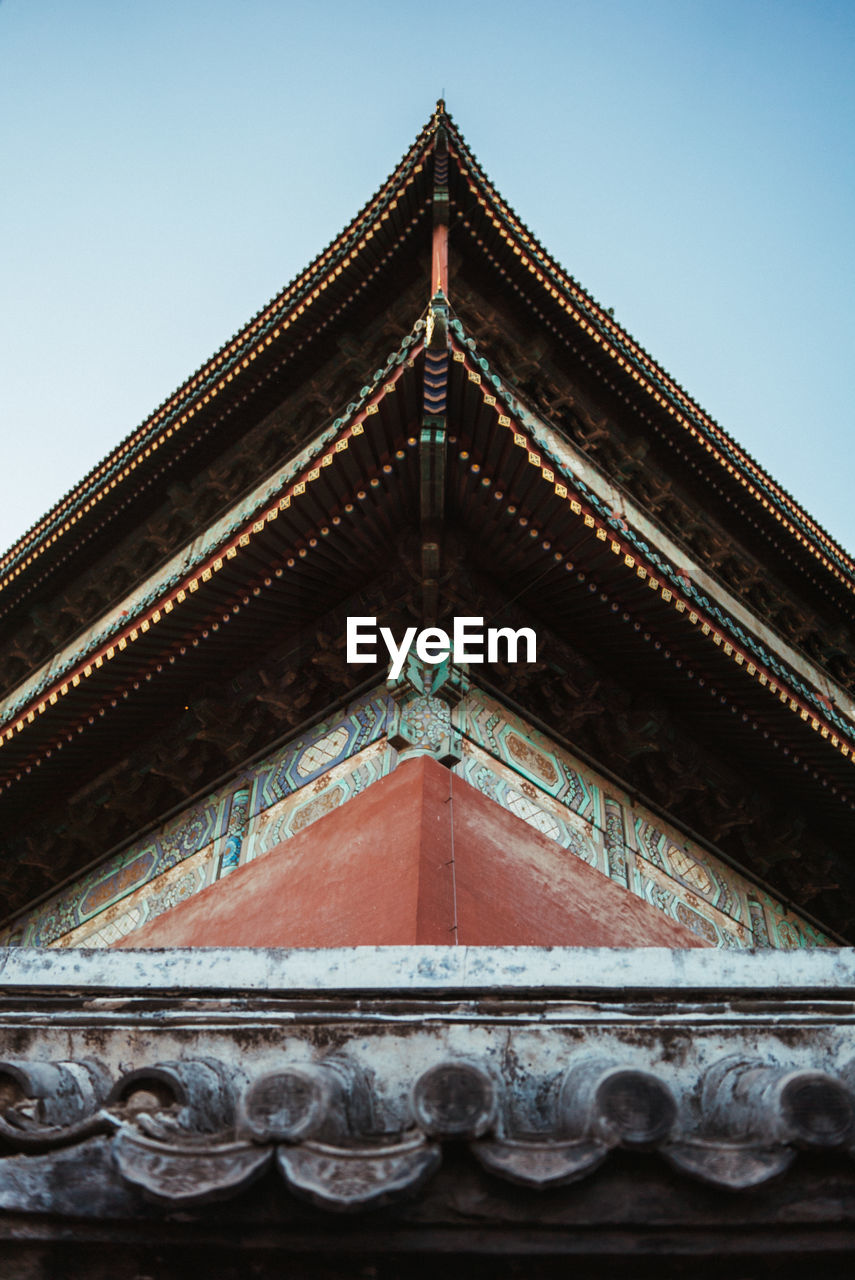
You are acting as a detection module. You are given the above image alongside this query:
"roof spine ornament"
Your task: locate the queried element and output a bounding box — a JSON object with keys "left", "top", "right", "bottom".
{"left": 420, "top": 294, "right": 449, "bottom": 625}
{"left": 418, "top": 105, "right": 453, "bottom": 624}
{"left": 431, "top": 115, "right": 449, "bottom": 297}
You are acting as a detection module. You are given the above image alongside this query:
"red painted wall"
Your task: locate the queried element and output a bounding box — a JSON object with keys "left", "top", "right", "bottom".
{"left": 116, "top": 756, "right": 710, "bottom": 949}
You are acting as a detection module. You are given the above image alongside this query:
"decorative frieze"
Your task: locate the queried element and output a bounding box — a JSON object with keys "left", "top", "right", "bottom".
{"left": 0, "top": 947, "right": 853, "bottom": 1224}
{"left": 0, "top": 675, "right": 831, "bottom": 950}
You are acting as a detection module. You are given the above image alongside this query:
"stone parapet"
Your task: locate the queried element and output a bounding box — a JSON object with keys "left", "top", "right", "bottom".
{"left": 0, "top": 946, "right": 854, "bottom": 1272}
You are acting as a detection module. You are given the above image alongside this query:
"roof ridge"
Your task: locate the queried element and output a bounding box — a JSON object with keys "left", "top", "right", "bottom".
{"left": 0, "top": 319, "right": 428, "bottom": 737}
{"left": 4, "top": 104, "right": 852, "bottom": 610}
{"left": 0, "top": 108, "right": 443, "bottom": 579}
{"left": 448, "top": 316, "right": 855, "bottom": 730}
{"left": 441, "top": 113, "right": 855, "bottom": 585}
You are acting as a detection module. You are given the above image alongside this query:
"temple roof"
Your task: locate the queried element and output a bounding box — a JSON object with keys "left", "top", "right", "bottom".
{"left": 2, "top": 104, "right": 854, "bottom": 622}
{"left": 2, "top": 104, "right": 855, "bottom": 939}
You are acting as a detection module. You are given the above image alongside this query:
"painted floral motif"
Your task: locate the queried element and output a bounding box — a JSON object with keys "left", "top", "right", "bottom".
{"left": 0, "top": 678, "right": 833, "bottom": 954}
{"left": 291, "top": 786, "right": 344, "bottom": 833}
{"left": 675, "top": 902, "right": 719, "bottom": 944}
{"left": 79, "top": 848, "right": 157, "bottom": 918}
{"left": 506, "top": 733, "right": 559, "bottom": 786}
{"left": 668, "top": 846, "right": 713, "bottom": 896}
{"left": 603, "top": 797, "right": 628, "bottom": 886}
{"left": 146, "top": 871, "right": 199, "bottom": 920}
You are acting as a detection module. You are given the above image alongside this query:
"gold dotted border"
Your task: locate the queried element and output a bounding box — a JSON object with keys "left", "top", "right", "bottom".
{"left": 0, "top": 143, "right": 435, "bottom": 590}
{"left": 0, "top": 360, "right": 414, "bottom": 758}
{"left": 458, "top": 346, "right": 855, "bottom": 762}
{"left": 449, "top": 144, "right": 855, "bottom": 591}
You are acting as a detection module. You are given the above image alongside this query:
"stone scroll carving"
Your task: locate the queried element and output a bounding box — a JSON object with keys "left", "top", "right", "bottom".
{"left": 474, "top": 1059, "right": 676, "bottom": 1188}
{"left": 109, "top": 1057, "right": 270, "bottom": 1207}
{"left": 244, "top": 1059, "right": 440, "bottom": 1211}
{"left": 665, "top": 1055, "right": 855, "bottom": 1189}
{"left": 1, "top": 1052, "right": 855, "bottom": 1213}
{"left": 0, "top": 1058, "right": 112, "bottom": 1150}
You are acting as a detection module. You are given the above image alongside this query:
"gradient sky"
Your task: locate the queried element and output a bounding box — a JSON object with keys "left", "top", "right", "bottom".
{"left": 1, "top": 1, "right": 853, "bottom": 558}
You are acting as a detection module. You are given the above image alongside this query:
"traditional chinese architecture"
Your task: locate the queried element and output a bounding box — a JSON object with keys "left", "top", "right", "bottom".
{"left": 1, "top": 104, "right": 854, "bottom": 1275}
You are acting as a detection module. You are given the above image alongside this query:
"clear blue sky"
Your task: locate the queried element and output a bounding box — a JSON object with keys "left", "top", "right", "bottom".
{"left": 1, "top": 1, "right": 853, "bottom": 556}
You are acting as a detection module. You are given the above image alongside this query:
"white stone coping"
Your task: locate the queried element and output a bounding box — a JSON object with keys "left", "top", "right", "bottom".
{"left": 1, "top": 946, "right": 855, "bottom": 995}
